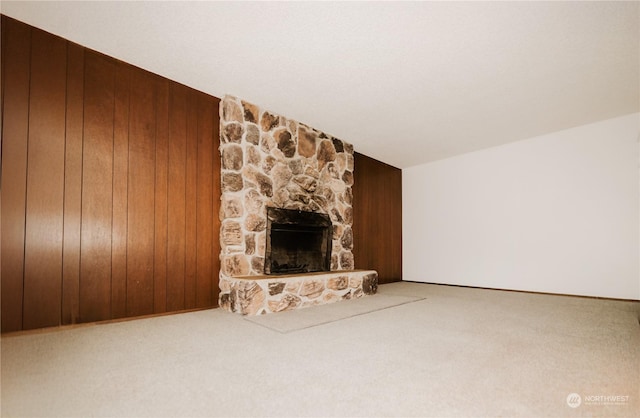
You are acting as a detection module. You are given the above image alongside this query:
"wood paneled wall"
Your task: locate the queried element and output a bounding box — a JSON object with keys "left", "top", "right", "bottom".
{"left": 353, "top": 153, "right": 402, "bottom": 284}
{"left": 1, "top": 16, "right": 221, "bottom": 332}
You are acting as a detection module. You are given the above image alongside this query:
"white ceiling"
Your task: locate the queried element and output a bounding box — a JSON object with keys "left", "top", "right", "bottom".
{"left": 2, "top": 1, "right": 638, "bottom": 168}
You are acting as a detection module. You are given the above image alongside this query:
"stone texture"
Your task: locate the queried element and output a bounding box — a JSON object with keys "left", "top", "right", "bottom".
{"left": 268, "top": 282, "right": 286, "bottom": 296}
{"left": 242, "top": 101, "right": 259, "bottom": 123}
{"left": 245, "top": 234, "right": 255, "bottom": 255}
{"left": 343, "top": 207, "right": 353, "bottom": 224}
{"left": 332, "top": 138, "right": 344, "bottom": 153}
{"left": 243, "top": 166, "right": 273, "bottom": 198}
{"left": 262, "top": 155, "right": 277, "bottom": 173}
{"left": 342, "top": 170, "right": 354, "bottom": 186}
{"left": 223, "top": 254, "right": 250, "bottom": 277}
{"left": 317, "top": 140, "right": 337, "bottom": 170}
{"left": 223, "top": 99, "right": 243, "bottom": 123}
{"left": 222, "top": 173, "right": 243, "bottom": 192}
{"left": 221, "top": 195, "right": 243, "bottom": 219}
{"left": 251, "top": 256, "right": 264, "bottom": 274}
{"left": 255, "top": 231, "right": 266, "bottom": 255}
{"left": 271, "top": 163, "right": 293, "bottom": 190}
{"left": 340, "top": 252, "right": 354, "bottom": 270}
{"left": 285, "top": 281, "right": 301, "bottom": 293}
{"left": 344, "top": 188, "right": 353, "bottom": 205}
{"left": 297, "top": 127, "right": 317, "bottom": 158}
{"left": 219, "top": 278, "right": 231, "bottom": 293}
{"left": 344, "top": 142, "right": 354, "bottom": 154}
{"left": 349, "top": 276, "right": 362, "bottom": 288}
{"left": 260, "top": 133, "right": 276, "bottom": 153}
{"left": 268, "top": 294, "right": 301, "bottom": 312}
{"left": 330, "top": 208, "right": 344, "bottom": 223}
{"left": 219, "top": 271, "right": 377, "bottom": 315}
{"left": 323, "top": 292, "right": 340, "bottom": 303}
{"left": 299, "top": 279, "right": 325, "bottom": 299}
{"left": 244, "top": 189, "right": 263, "bottom": 214}
{"left": 261, "top": 111, "right": 279, "bottom": 131}
{"left": 223, "top": 123, "right": 244, "bottom": 144}
{"left": 245, "top": 213, "right": 266, "bottom": 232}
{"left": 331, "top": 254, "right": 339, "bottom": 271}
{"left": 327, "top": 276, "right": 348, "bottom": 291}
{"left": 219, "top": 293, "right": 231, "bottom": 311}
{"left": 219, "top": 95, "right": 364, "bottom": 315}
{"left": 292, "top": 175, "right": 317, "bottom": 193}
{"left": 289, "top": 159, "right": 304, "bottom": 175}
{"left": 362, "top": 273, "right": 378, "bottom": 295}
{"left": 221, "top": 221, "right": 243, "bottom": 246}
{"left": 246, "top": 145, "right": 261, "bottom": 165}
{"left": 222, "top": 144, "right": 243, "bottom": 171}
{"left": 236, "top": 281, "right": 265, "bottom": 315}
{"left": 340, "top": 227, "right": 353, "bottom": 250}
{"left": 246, "top": 124, "right": 260, "bottom": 145}
{"left": 274, "top": 128, "right": 296, "bottom": 158}
{"left": 332, "top": 224, "right": 344, "bottom": 241}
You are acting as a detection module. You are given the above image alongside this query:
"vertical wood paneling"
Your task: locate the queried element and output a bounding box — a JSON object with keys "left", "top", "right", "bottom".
{"left": 1, "top": 17, "right": 31, "bottom": 332}
{"left": 127, "top": 69, "right": 156, "bottom": 317}
{"left": 111, "top": 61, "right": 131, "bottom": 319}
{"left": 166, "top": 83, "right": 187, "bottom": 311}
{"left": 80, "top": 52, "right": 115, "bottom": 322}
{"left": 211, "top": 97, "right": 222, "bottom": 306}
{"left": 1, "top": 16, "right": 222, "bottom": 331}
{"left": 184, "top": 91, "right": 198, "bottom": 309}
{"left": 22, "top": 28, "right": 67, "bottom": 329}
{"left": 353, "top": 153, "right": 403, "bottom": 284}
{"left": 61, "top": 42, "right": 84, "bottom": 325}
{"left": 154, "top": 77, "right": 169, "bottom": 313}
{"left": 196, "top": 93, "right": 214, "bottom": 308}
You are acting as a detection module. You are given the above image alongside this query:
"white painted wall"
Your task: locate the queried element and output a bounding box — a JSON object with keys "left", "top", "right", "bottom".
{"left": 403, "top": 113, "right": 639, "bottom": 300}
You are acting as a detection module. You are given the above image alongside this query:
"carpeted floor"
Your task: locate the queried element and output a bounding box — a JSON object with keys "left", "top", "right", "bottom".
{"left": 1, "top": 282, "right": 639, "bottom": 417}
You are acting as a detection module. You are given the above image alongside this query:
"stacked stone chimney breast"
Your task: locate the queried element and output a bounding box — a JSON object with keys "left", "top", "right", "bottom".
{"left": 218, "top": 95, "right": 378, "bottom": 314}
{"left": 219, "top": 94, "right": 356, "bottom": 275}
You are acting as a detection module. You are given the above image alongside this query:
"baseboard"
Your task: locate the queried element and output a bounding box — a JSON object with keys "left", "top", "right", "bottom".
{"left": 400, "top": 280, "right": 640, "bottom": 303}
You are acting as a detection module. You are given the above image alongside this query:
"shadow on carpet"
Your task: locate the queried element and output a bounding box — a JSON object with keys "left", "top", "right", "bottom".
{"left": 244, "top": 294, "right": 425, "bottom": 333}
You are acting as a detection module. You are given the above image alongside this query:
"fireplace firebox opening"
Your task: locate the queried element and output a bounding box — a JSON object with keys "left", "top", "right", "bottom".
{"left": 265, "top": 207, "right": 332, "bottom": 275}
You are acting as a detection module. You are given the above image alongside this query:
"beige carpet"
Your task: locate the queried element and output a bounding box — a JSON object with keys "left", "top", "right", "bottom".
{"left": 244, "top": 293, "right": 424, "bottom": 332}
{"left": 1, "top": 282, "right": 639, "bottom": 417}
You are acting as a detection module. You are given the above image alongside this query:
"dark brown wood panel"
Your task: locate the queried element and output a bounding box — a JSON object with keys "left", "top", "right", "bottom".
{"left": 211, "top": 97, "right": 222, "bottom": 306}
{"left": 196, "top": 93, "right": 214, "bottom": 308}
{"left": 111, "top": 61, "right": 131, "bottom": 319}
{"left": 154, "top": 77, "right": 169, "bottom": 313}
{"left": 184, "top": 90, "right": 199, "bottom": 309}
{"left": 127, "top": 69, "right": 157, "bottom": 317}
{"left": 80, "top": 52, "right": 116, "bottom": 322}
{"left": 22, "top": 28, "right": 67, "bottom": 329}
{"left": 166, "top": 83, "right": 188, "bottom": 311}
{"left": 1, "top": 15, "right": 221, "bottom": 332}
{"left": 1, "top": 16, "right": 31, "bottom": 332}
{"left": 61, "top": 42, "right": 84, "bottom": 325}
{"left": 353, "top": 152, "right": 402, "bottom": 284}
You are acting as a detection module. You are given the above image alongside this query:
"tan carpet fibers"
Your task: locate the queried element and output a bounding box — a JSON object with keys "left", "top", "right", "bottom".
{"left": 1, "top": 282, "right": 639, "bottom": 417}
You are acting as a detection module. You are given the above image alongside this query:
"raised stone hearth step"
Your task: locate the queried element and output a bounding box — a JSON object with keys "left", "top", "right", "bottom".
{"left": 219, "top": 270, "right": 378, "bottom": 315}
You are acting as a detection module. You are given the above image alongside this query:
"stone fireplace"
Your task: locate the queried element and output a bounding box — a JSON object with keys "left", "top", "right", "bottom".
{"left": 218, "top": 95, "right": 377, "bottom": 315}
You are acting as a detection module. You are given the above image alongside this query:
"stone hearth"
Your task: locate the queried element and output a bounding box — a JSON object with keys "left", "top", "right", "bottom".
{"left": 220, "top": 270, "right": 378, "bottom": 315}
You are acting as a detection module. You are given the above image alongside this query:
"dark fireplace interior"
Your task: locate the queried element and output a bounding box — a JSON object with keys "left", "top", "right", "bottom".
{"left": 265, "top": 207, "right": 332, "bottom": 275}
